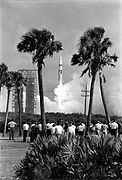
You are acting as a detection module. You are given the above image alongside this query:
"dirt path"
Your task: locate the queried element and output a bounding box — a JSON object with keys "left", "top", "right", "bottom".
{"left": 0, "top": 135, "right": 29, "bottom": 180}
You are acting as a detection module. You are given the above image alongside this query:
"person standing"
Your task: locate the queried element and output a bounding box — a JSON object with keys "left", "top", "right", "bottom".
{"left": 55, "top": 121, "right": 64, "bottom": 138}
{"left": 95, "top": 121, "right": 103, "bottom": 136}
{"left": 68, "top": 123, "right": 76, "bottom": 138}
{"left": 77, "top": 122, "right": 85, "bottom": 137}
{"left": 64, "top": 121, "right": 69, "bottom": 135}
{"left": 22, "top": 122, "right": 29, "bottom": 142}
{"left": 101, "top": 124, "right": 108, "bottom": 136}
{"left": 29, "top": 123, "right": 39, "bottom": 142}
{"left": 110, "top": 121, "right": 118, "bottom": 137}
{"left": 38, "top": 123, "right": 43, "bottom": 137}
{"left": 8, "top": 119, "right": 17, "bottom": 140}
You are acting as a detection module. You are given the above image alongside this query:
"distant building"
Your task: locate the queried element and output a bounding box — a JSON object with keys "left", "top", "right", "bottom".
{"left": 12, "top": 69, "right": 38, "bottom": 114}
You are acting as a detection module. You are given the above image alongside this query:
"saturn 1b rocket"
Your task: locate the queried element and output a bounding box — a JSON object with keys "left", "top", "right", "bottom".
{"left": 58, "top": 56, "right": 63, "bottom": 85}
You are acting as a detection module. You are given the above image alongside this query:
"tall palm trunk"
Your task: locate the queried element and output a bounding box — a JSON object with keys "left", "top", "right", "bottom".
{"left": 17, "top": 88, "right": 22, "bottom": 136}
{"left": 85, "top": 73, "right": 96, "bottom": 136}
{"left": 0, "top": 87, "right": 1, "bottom": 109}
{"left": 38, "top": 62, "right": 46, "bottom": 135}
{"left": 3, "top": 88, "right": 10, "bottom": 137}
{"left": 99, "top": 72, "right": 111, "bottom": 129}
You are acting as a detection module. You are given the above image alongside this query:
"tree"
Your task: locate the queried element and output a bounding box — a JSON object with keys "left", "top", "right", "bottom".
{"left": 17, "top": 28, "right": 62, "bottom": 134}
{"left": 71, "top": 27, "right": 118, "bottom": 135}
{"left": 0, "top": 63, "right": 8, "bottom": 92}
{"left": 3, "top": 71, "right": 15, "bottom": 137}
{"left": 13, "top": 72, "right": 27, "bottom": 137}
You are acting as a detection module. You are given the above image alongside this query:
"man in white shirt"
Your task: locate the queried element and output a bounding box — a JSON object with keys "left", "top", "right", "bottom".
{"left": 77, "top": 123, "right": 85, "bottom": 136}
{"left": 22, "top": 122, "right": 29, "bottom": 142}
{"left": 110, "top": 121, "right": 118, "bottom": 137}
{"left": 95, "top": 121, "right": 103, "bottom": 136}
{"left": 68, "top": 123, "right": 76, "bottom": 138}
{"left": 50, "top": 123, "right": 56, "bottom": 135}
{"left": 8, "top": 120, "right": 17, "bottom": 140}
{"left": 55, "top": 122, "right": 64, "bottom": 137}
{"left": 38, "top": 123, "right": 42, "bottom": 136}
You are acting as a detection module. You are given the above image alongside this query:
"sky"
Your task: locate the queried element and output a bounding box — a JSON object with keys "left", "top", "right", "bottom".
{"left": 0, "top": 0, "right": 122, "bottom": 116}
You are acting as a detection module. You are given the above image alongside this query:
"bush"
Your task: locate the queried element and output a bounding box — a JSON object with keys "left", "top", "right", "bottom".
{"left": 14, "top": 134, "right": 122, "bottom": 180}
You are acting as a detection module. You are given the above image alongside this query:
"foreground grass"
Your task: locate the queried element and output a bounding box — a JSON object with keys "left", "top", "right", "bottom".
{"left": 14, "top": 134, "right": 122, "bottom": 180}
{"left": 0, "top": 137, "right": 29, "bottom": 180}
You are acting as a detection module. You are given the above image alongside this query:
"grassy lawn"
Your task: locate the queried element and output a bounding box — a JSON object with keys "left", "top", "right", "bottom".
{"left": 0, "top": 134, "right": 29, "bottom": 180}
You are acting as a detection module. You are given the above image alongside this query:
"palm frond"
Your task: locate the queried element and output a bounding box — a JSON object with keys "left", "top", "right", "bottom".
{"left": 17, "top": 28, "right": 62, "bottom": 66}
{"left": 80, "top": 65, "right": 89, "bottom": 77}
{"left": 110, "top": 54, "right": 118, "bottom": 62}
{"left": 60, "top": 141, "right": 75, "bottom": 161}
{"left": 100, "top": 53, "right": 118, "bottom": 70}
{"left": 17, "top": 30, "right": 37, "bottom": 53}
{"left": 4, "top": 71, "right": 15, "bottom": 88}
{"left": 71, "top": 54, "right": 80, "bottom": 65}
{"left": 102, "top": 74, "right": 106, "bottom": 83}
{"left": 0, "top": 63, "right": 8, "bottom": 87}
{"left": 84, "top": 27, "right": 105, "bottom": 42}
{"left": 99, "top": 37, "right": 112, "bottom": 54}
{"left": 48, "top": 40, "right": 63, "bottom": 57}
{"left": 0, "top": 63, "right": 8, "bottom": 74}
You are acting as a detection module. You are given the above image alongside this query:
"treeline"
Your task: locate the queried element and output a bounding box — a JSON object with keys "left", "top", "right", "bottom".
{"left": 0, "top": 112, "right": 122, "bottom": 133}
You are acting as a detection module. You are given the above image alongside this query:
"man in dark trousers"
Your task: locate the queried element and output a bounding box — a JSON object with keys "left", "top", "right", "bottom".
{"left": 8, "top": 119, "right": 17, "bottom": 140}
{"left": 22, "top": 121, "right": 29, "bottom": 142}
{"left": 29, "top": 123, "right": 39, "bottom": 142}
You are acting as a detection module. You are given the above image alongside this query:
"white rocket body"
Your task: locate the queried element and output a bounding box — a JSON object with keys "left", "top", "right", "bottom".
{"left": 58, "top": 56, "right": 63, "bottom": 85}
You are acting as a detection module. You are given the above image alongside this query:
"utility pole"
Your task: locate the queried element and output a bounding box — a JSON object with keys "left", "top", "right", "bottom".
{"left": 81, "top": 85, "right": 90, "bottom": 115}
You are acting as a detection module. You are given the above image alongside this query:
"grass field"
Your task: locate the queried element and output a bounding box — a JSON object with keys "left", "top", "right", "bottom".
{"left": 0, "top": 133, "right": 29, "bottom": 180}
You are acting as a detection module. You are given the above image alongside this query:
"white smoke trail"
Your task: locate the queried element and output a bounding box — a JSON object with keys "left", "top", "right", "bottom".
{"left": 54, "top": 84, "right": 67, "bottom": 112}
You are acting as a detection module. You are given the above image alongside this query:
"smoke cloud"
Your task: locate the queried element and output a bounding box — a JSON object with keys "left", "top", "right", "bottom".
{"left": 37, "top": 72, "right": 122, "bottom": 116}
{"left": 36, "top": 73, "right": 85, "bottom": 114}
{"left": 0, "top": 72, "right": 122, "bottom": 116}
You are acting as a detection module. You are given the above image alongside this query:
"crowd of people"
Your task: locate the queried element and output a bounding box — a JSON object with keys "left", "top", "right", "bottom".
{"left": 7, "top": 119, "right": 122, "bottom": 142}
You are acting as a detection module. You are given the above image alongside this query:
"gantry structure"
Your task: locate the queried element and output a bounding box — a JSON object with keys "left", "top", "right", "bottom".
{"left": 12, "top": 69, "right": 38, "bottom": 114}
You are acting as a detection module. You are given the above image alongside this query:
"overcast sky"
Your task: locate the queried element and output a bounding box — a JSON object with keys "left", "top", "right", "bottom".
{"left": 0, "top": 0, "right": 122, "bottom": 116}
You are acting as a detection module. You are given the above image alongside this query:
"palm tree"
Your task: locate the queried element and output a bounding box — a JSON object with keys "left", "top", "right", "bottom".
{"left": 17, "top": 28, "right": 62, "bottom": 135}
{"left": 3, "top": 71, "right": 15, "bottom": 137}
{"left": 71, "top": 27, "right": 118, "bottom": 136}
{"left": 0, "top": 63, "right": 8, "bottom": 92}
{"left": 13, "top": 71, "right": 27, "bottom": 137}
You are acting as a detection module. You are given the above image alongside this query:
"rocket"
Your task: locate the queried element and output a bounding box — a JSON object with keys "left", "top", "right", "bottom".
{"left": 58, "top": 56, "right": 63, "bottom": 85}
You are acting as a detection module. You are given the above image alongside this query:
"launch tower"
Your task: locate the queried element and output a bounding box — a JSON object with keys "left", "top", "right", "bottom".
{"left": 12, "top": 69, "right": 38, "bottom": 114}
